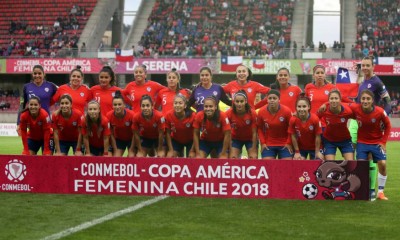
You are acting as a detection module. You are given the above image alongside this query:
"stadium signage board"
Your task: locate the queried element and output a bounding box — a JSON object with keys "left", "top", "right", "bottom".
{"left": 0, "top": 156, "right": 369, "bottom": 200}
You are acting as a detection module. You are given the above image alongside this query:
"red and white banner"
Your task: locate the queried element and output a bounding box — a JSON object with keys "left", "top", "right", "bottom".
{"left": 0, "top": 156, "right": 369, "bottom": 200}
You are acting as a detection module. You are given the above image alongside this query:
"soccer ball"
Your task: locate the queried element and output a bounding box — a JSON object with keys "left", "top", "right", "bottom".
{"left": 302, "top": 183, "right": 318, "bottom": 199}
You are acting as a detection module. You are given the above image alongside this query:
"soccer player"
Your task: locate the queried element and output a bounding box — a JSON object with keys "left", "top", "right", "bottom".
{"left": 106, "top": 90, "right": 135, "bottom": 157}
{"left": 305, "top": 65, "right": 336, "bottom": 115}
{"left": 19, "top": 96, "right": 51, "bottom": 155}
{"left": 223, "top": 65, "right": 270, "bottom": 108}
{"left": 133, "top": 95, "right": 165, "bottom": 157}
{"left": 256, "top": 90, "right": 293, "bottom": 159}
{"left": 193, "top": 96, "right": 231, "bottom": 159}
{"left": 123, "top": 65, "right": 166, "bottom": 112}
{"left": 17, "top": 65, "right": 58, "bottom": 133}
{"left": 154, "top": 68, "right": 191, "bottom": 115}
{"left": 52, "top": 66, "right": 91, "bottom": 114}
{"left": 225, "top": 90, "right": 258, "bottom": 159}
{"left": 51, "top": 94, "right": 82, "bottom": 156}
{"left": 289, "top": 94, "right": 323, "bottom": 160}
{"left": 164, "top": 94, "right": 196, "bottom": 158}
{"left": 255, "top": 67, "right": 302, "bottom": 113}
{"left": 350, "top": 89, "right": 391, "bottom": 200}
{"left": 317, "top": 89, "right": 354, "bottom": 160}
{"left": 80, "top": 100, "right": 111, "bottom": 156}
{"left": 90, "top": 66, "right": 122, "bottom": 115}
{"left": 188, "top": 66, "right": 231, "bottom": 111}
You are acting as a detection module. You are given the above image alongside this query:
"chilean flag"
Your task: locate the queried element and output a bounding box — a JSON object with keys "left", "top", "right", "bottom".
{"left": 253, "top": 59, "right": 265, "bottom": 69}
{"left": 115, "top": 48, "right": 134, "bottom": 62}
{"left": 336, "top": 67, "right": 359, "bottom": 99}
{"left": 221, "top": 56, "right": 242, "bottom": 72}
{"left": 374, "top": 57, "right": 394, "bottom": 74}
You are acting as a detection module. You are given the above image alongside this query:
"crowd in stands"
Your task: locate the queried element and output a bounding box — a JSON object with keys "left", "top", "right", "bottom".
{"left": 355, "top": 0, "right": 400, "bottom": 58}
{"left": 2, "top": 4, "right": 86, "bottom": 58}
{"left": 136, "top": 0, "right": 295, "bottom": 58}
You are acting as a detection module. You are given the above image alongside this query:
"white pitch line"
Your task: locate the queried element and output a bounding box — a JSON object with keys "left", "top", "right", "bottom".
{"left": 42, "top": 195, "right": 168, "bottom": 240}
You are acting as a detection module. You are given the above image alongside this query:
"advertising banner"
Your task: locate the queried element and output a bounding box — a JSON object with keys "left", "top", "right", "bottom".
{"left": 0, "top": 156, "right": 369, "bottom": 200}
{"left": 114, "top": 58, "right": 216, "bottom": 74}
{"left": 6, "top": 59, "right": 106, "bottom": 74}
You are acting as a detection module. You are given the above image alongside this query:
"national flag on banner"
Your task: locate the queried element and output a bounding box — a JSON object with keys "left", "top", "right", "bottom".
{"left": 115, "top": 48, "right": 134, "bottom": 62}
{"left": 335, "top": 67, "right": 359, "bottom": 98}
{"left": 221, "top": 56, "right": 243, "bottom": 72}
{"left": 253, "top": 59, "right": 265, "bottom": 69}
{"left": 374, "top": 57, "right": 394, "bottom": 74}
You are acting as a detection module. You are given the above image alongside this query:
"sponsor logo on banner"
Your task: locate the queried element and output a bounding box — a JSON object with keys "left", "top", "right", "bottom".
{"left": 2, "top": 159, "right": 32, "bottom": 192}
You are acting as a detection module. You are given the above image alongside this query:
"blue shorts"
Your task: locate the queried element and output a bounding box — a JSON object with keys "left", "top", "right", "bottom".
{"left": 90, "top": 146, "right": 105, "bottom": 156}
{"left": 199, "top": 140, "right": 224, "bottom": 156}
{"left": 232, "top": 139, "right": 254, "bottom": 150}
{"left": 323, "top": 138, "right": 354, "bottom": 155}
{"left": 172, "top": 139, "right": 193, "bottom": 157}
{"left": 27, "top": 138, "right": 44, "bottom": 153}
{"left": 116, "top": 139, "right": 132, "bottom": 150}
{"left": 261, "top": 146, "right": 292, "bottom": 159}
{"left": 356, "top": 143, "right": 386, "bottom": 162}
{"left": 59, "top": 140, "right": 77, "bottom": 155}
{"left": 141, "top": 137, "right": 159, "bottom": 149}
{"left": 300, "top": 150, "right": 320, "bottom": 160}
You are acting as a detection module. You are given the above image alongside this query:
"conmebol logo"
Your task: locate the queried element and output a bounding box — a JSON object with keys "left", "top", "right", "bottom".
{"left": 5, "top": 159, "right": 27, "bottom": 182}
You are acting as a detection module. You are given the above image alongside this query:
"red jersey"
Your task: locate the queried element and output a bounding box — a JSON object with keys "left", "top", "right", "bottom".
{"left": 305, "top": 83, "right": 336, "bottom": 114}
{"left": 20, "top": 108, "right": 51, "bottom": 140}
{"left": 164, "top": 110, "right": 196, "bottom": 144}
{"left": 288, "top": 113, "right": 322, "bottom": 151}
{"left": 317, "top": 104, "right": 354, "bottom": 142}
{"left": 223, "top": 80, "right": 270, "bottom": 108}
{"left": 350, "top": 104, "right": 391, "bottom": 144}
{"left": 225, "top": 108, "right": 257, "bottom": 141}
{"left": 80, "top": 116, "right": 111, "bottom": 148}
{"left": 132, "top": 110, "right": 165, "bottom": 139}
{"left": 52, "top": 84, "right": 92, "bottom": 113}
{"left": 155, "top": 88, "right": 191, "bottom": 114}
{"left": 51, "top": 109, "right": 82, "bottom": 142}
{"left": 106, "top": 109, "right": 135, "bottom": 141}
{"left": 123, "top": 80, "right": 166, "bottom": 111}
{"left": 193, "top": 111, "right": 231, "bottom": 142}
{"left": 256, "top": 104, "right": 292, "bottom": 146}
{"left": 255, "top": 85, "right": 302, "bottom": 112}
{"left": 90, "top": 85, "right": 122, "bottom": 115}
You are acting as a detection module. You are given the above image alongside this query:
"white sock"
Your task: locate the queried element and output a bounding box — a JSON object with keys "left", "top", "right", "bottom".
{"left": 378, "top": 173, "right": 387, "bottom": 193}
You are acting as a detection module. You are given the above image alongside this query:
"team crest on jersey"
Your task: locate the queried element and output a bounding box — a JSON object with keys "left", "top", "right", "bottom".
{"left": 367, "top": 84, "right": 371, "bottom": 88}
{"left": 147, "top": 87, "right": 151, "bottom": 92}
{"left": 371, "top": 118, "right": 376, "bottom": 123}
{"left": 341, "top": 118, "right": 345, "bottom": 123}
{"left": 44, "top": 87, "right": 49, "bottom": 92}
{"left": 125, "top": 121, "right": 130, "bottom": 126}
{"left": 80, "top": 92, "right": 85, "bottom": 97}
{"left": 247, "top": 88, "right": 252, "bottom": 93}
{"left": 186, "top": 123, "right": 191, "bottom": 128}
{"left": 213, "top": 91, "right": 218, "bottom": 96}
{"left": 309, "top": 125, "right": 314, "bottom": 130}
{"left": 245, "top": 119, "right": 251, "bottom": 125}
{"left": 289, "top": 92, "right": 294, "bottom": 97}
{"left": 324, "top": 90, "right": 329, "bottom": 95}
{"left": 279, "top": 117, "right": 284, "bottom": 122}
{"left": 72, "top": 121, "right": 77, "bottom": 126}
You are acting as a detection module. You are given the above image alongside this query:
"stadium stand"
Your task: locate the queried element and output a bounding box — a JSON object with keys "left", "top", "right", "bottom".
{"left": 355, "top": 0, "right": 400, "bottom": 57}
{"left": 0, "top": 0, "right": 97, "bottom": 57}
{"left": 138, "top": 0, "right": 295, "bottom": 58}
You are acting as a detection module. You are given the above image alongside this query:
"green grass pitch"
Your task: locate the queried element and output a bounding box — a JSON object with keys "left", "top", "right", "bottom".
{"left": 0, "top": 136, "right": 399, "bottom": 239}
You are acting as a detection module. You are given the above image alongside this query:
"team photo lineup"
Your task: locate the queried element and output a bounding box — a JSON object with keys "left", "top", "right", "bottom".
{"left": 17, "top": 55, "right": 392, "bottom": 200}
